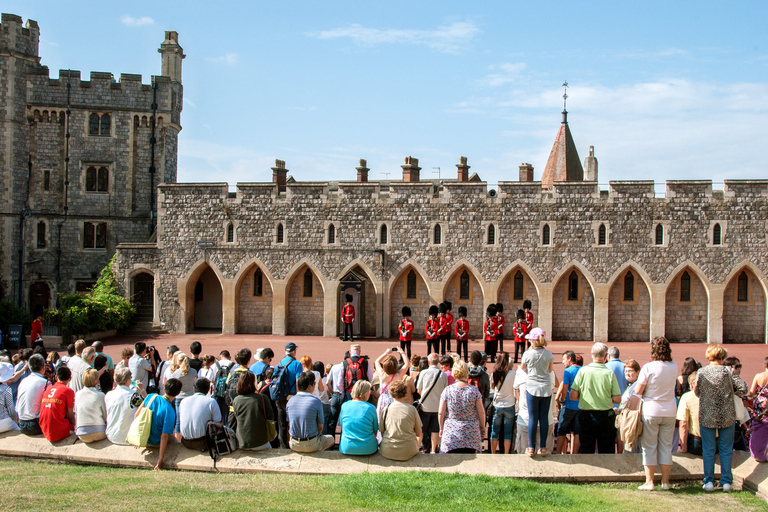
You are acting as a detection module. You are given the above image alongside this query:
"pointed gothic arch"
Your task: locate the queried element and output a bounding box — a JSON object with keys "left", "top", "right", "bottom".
{"left": 665, "top": 264, "right": 709, "bottom": 342}
{"left": 179, "top": 259, "right": 226, "bottom": 333}
{"left": 286, "top": 262, "right": 325, "bottom": 335}
{"left": 388, "top": 262, "right": 431, "bottom": 337}
{"left": 551, "top": 262, "right": 596, "bottom": 341}
{"left": 722, "top": 261, "right": 767, "bottom": 343}
{"left": 234, "top": 258, "right": 275, "bottom": 334}
{"left": 443, "top": 263, "right": 486, "bottom": 339}
{"left": 607, "top": 262, "right": 651, "bottom": 342}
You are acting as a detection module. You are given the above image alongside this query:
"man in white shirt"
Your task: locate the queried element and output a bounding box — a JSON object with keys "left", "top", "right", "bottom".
{"left": 179, "top": 378, "right": 221, "bottom": 451}
{"left": 105, "top": 367, "right": 145, "bottom": 445}
{"left": 129, "top": 342, "right": 155, "bottom": 390}
{"left": 68, "top": 345, "right": 96, "bottom": 393}
{"left": 415, "top": 353, "right": 448, "bottom": 454}
{"left": 16, "top": 354, "right": 49, "bottom": 435}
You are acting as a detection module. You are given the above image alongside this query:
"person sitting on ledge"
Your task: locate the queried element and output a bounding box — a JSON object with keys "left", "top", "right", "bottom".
{"left": 16, "top": 354, "right": 49, "bottom": 436}
{"left": 179, "top": 377, "right": 220, "bottom": 451}
{"left": 286, "top": 371, "right": 334, "bottom": 453}
{"left": 135, "top": 378, "right": 182, "bottom": 470}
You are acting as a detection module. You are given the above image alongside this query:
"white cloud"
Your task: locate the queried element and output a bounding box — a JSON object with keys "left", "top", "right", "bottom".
{"left": 478, "top": 62, "right": 527, "bottom": 87}
{"left": 309, "top": 21, "right": 480, "bottom": 54}
{"left": 205, "top": 53, "right": 238, "bottom": 65}
{"left": 121, "top": 15, "right": 154, "bottom": 27}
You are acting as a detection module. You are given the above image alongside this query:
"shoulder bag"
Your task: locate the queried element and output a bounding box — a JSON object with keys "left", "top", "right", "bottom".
{"left": 127, "top": 394, "right": 160, "bottom": 447}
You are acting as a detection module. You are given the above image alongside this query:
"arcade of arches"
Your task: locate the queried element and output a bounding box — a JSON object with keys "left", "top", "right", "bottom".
{"left": 146, "top": 260, "right": 766, "bottom": 343}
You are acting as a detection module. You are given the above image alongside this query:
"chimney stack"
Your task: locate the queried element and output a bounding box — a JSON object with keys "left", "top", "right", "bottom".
{"left": 401, "top": 156, "right": 421, "bottom": 182}
{"left": 272, "top": 159, "right": 287, "bottom": 192}
{"left": 456, "top": 156, "right": 470, "bottom": 182}
{"left": 356, "top": 159, "right": 369, "bottom": 183}
{"left": 584, "top": 146, "right": 598, "bottom": 182}
{"left": 519, "top": 163, "right": 534, "bottom": 182}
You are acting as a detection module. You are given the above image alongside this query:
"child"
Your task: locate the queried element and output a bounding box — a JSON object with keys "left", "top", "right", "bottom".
{"left": 523, "top": 300, "right": 534, "bottom": 348}
{"left": 455, "top": 306, "right": 470, "bottom": 362}
{"left": 495, "top": 303, "right": 505, "bottom": 353}
{"left": 437, "top": 303, "right": 449, "bottom": 355}
{"left": 341, "top": 294, "right": 355, "bottom": 341}
{"left": 483, "top": 304, "right": 498, "bottom": 363}
{"left": 425, "top": 305, "right": 440, "bottom": 355}
{"left": 444, "top": 301, "right": 454, "bottom": 353}
{"left": 399, "top": 306, "right": 414, "bottom": 359}
{"left": 513, "top": 309, "right": 527, "bottom": 364}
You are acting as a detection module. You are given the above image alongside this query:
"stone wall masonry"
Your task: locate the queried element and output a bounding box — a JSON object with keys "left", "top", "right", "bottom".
{"left": 287, "top": 270, "right": 324, "bottom": 335}
{"left": 723, "top": 271, "right": 766, "bottom": 343}
{"left": 237, "top": 266, "right": 273, "bottom": 334}
{"left": 444, "top": 274, "right": 485, "bottom": 339}
{"left": 497, "top": 271, "right": 540, "bottom": 327}
{"left": 552, "top": 273, "right": 594, "bottom": 341}
{"left": 665, "top": 271, "right": 709, "bottom": 342}
{"left": 608, "top": 275, "right": 651, "bottom": 342}
{"left": 390, "top": 274, "right": 430, "bottom": 338}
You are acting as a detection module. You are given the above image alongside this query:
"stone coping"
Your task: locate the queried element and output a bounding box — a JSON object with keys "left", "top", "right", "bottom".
{"left": 1, "top": 431, "right": 759, "bottom": 490}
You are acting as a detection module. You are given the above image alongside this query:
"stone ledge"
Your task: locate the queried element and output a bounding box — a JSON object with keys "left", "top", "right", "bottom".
{"left": 0, "top": 430, "right": 747, "bottom": 486}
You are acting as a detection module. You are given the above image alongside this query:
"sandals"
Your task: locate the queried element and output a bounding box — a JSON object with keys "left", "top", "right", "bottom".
{"left": 526, "top": 447, "right": 535, "bottom": 457}
{"left": 538, "top": 448, "right": 548, "bottom": 457}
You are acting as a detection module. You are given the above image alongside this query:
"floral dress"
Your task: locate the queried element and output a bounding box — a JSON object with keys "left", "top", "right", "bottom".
{"left": 439, "top": 384, "right": 482, "bottom": 453}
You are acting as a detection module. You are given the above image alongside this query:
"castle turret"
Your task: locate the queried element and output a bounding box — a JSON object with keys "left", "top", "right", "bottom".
{"left": 541, "top": 83, "right": 584, "bottom": 189}
{"left": 584, "top": 146, "right": 598, "bottom": 181}
{"left": 158, "top": 30, "right": 184, "bottom": 82}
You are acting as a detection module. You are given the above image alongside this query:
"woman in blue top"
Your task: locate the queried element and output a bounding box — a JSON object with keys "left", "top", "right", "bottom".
{"left": 339, "top": 380, "right": 379, "bottom": 455}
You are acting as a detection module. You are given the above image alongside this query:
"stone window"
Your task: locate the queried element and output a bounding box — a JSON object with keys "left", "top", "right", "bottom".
{"left": 276, "top": 223, "right": 284, "bottom": 244}
{"left": 89, "top": 112, "right": 111, "bottom": 136}
{"left": 380, "top": 224, "right": 388, "bottom": 244}
{"left": 542, "top": 224, "right": 551, "bottom": 246}
{"left": 194, "top": 282, "right": 203, "bottom": 301}
{"left": 434, "top": 224, "right": 442, "bottom": 245}
{"left": 253, "top": 268, "right": 263, "bottom": 297}
{"left": 623, "top": 271, "right": 635, "bottom": 302}
{"left": 226, "top": 223, "right": 234, "bottom": 243}
{"left": 43, "top": 170, "right": 50, "bottom": 191}
{"left": 459, "top": 270, "right": 471, "bottom": 300}
{"left": 406, "top": 270, "right": 417, "bottom": 299}
{"left": 713, "top": 223, "right": 721, "bottom": 245}
{"left": 85, "top": 166, "right": 109, "bottom": 193}
{"left": 487, "top": 224, "right": 496, "bottom": 245}
{"left": 328, "top": 224, "right": 336, "bottom": 244}
{"left": 513, "top": 271, "right": 524, "bottom": 301}
{"left": 655, "top": 224, "right": 664, "bottom": 245}
{"left": 37, "top": 221, "right": 47, "bottom": 249}
{"left": 83, "top": 222, "right": 107, "bottom": 249}
{"left": 303, "top": 269, "right": 313, "bottom": 297}
{"left": 567, "top": 271, "right": 579, "bottom": 301}
{"left": 598, "top": 224, "right": 607, "bottom": 245}
{"left": 738, "top": 271, "right": 748, "bottom": 302}
{"left": 680, "top": 271, "right": 691, "bottom": 302}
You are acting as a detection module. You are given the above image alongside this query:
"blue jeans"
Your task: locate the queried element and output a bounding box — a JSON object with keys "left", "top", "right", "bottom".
{"left": 321, "top": 403, "right": 331, "bottom": 435}
{"left": 701, "top": 423, "right": 735, "bottom": 485}
{"left": 491, "top": 406, "right": 515, "bottom": 441}
{"left": 527, "top": 392, "right": 550, "bottom": 450}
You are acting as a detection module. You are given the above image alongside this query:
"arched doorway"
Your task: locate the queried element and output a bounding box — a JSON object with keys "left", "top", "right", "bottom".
{"left": 552, "top": 268, "right": 594, "bottom": 341}
{"left": 29, "top": 282, "right": 51, "bottom": 316}
{"left": 498, "top": 267, "right": 539, "bottom": 330}
{"left": 608, "top": 267, "right": 651, "bottom": 342}
{"left": 287, "top": 266, "right": 324, "bottom": 335}
{"left": 132, "top": 273, "right": 154, "bottom": 323}
{"left": 389, "top": 266, "right": 429, "bottom": 337}
{"left": 337, "top": 267, "right": 375, "bottom": 338}
{"left": 443, "top": 266, "right": 484, "bottom": 338}
{"left": 237, "top": 265, "right": 273, "bottom": 334}
{"left": 193, "top": 267, "right": 222, "bottom": 331}
{"left": 665, "top": 268, "right": 708, "bottom": 342}
{"left": 723, "top": 268, "right": 766, "bottom": 343}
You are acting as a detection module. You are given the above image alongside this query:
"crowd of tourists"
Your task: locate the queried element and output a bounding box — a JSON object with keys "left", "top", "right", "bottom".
{"left": 0, "top": 330, "right": 764, "bottom": 492}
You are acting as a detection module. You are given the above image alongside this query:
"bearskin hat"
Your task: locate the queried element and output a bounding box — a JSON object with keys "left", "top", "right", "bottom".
{"left": 444, "top": 301, "right": 452, "bottom": 311}
{"left": 458, "top": 306, "right": 468, "bottom": 317}
{"left": 345, "top": 294, "right": 353, "bottom": 303}
{"left": 439, "top": 303, "right": 447, "bottom": 314}
{"left": 429, "top": 305, "right": 439, "bottom": 316}
{"left": 495, "top": 303, "right": 503, "bottom": 313}
{"left": 516, "top": 309, "right": 525, "bottom": 320}
{"left": 523, "top": 299, "right": 532, "bottom": 310}
{"left": 486, "top": 304, "right": 497, "bottom": 317}
{"left": 401, "top": 306, "right": 411, "bottom": 317}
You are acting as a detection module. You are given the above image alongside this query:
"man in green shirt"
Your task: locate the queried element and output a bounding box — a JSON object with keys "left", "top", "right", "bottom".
{"left": 570, "top": 342, "right": 621, "bottom": 454}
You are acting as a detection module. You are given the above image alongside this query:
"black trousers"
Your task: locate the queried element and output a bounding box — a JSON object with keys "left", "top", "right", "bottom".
{"left": 578, "top": 410, "right": 616, "bottom": 454}
{"left": 496, "top": 333, "right": 504, "bottom": 353}
{"left": 399, "top": 339, "right": 412, "bottom": 359}
{"left": 439, "top": 335, "right": 449, "bottom": 355}
{"left": 484, "top": 338, "right": 498, "bottom": 362}
{"left": 427, "top": 338, "right": 439, "bottom": 355}
{"left": 456, "top": 339, "right": 469, "bottom": 362}
{"left": 514, "top": 341, "right": 525, "bottom": 363}
{"left": 343, "top": 322, "right": 354, "bottom": 340}
{"left": 276, "top": 398, "right": 290, "bottom": 449}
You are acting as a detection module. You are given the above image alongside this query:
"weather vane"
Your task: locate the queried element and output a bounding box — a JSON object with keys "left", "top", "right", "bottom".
{"left": 562, "top": 81, "right": 568, "bottom": 111}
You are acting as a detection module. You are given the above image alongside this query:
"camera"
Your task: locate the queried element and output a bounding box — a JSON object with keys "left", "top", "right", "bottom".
{"left": 392, "top": 346, "right": 398, "bottom": 352}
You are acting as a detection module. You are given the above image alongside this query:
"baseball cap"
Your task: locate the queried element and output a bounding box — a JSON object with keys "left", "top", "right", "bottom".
{"left": 285, "top": 342, "right": 298, "bottom": 352}
{"left": 525, "top": 327, "right": 545, "bottom": 340}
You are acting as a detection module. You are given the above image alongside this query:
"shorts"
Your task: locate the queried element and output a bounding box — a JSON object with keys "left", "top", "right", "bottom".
{"left": 557, "top": 407, "right": 580, "bottom": 436}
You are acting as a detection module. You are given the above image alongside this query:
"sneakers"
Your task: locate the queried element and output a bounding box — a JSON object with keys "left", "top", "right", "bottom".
{"left": 702, "top": 482, "right": 715, "bottom": 492}
{"left": 722, "top": 483, "right": 733, "bottom": 492}
{"left": 661, "top": 483, "right": 671, "bottom": 491}
{"left": 637, "top": 482, "right": 655, "bottom": 491}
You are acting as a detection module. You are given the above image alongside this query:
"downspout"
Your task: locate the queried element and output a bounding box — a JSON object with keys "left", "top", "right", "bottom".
{"left": 55, "top": 70, "right": 72, "bottom": 308}
{"left": 149, "top": 77, "right": 157, "bottom": 235}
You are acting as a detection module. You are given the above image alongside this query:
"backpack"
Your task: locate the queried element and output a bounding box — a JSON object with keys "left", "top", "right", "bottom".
{"left": 205, "top": 420, "right": 238, "bottom": 470}
{"left": 225, "top": 369, "right": 246, "bottom": 406}
{"left": 343, "top": 356, "right": 367, "bottom": 392}
{"left": 213, "top": 364, "right": 232, "bottom": 399}
{"left": 269, "top": 357, "right": 295, "bottom": 401}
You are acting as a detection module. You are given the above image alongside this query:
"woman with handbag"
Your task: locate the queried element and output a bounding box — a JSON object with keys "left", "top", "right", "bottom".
{"left": 632, "top": 337, "right": 678, "bottom": 491}
{"left": 520, "top": 327, "right": 555, "bottom": 456}
{"left": 695, "top": 344, "right": 748, "bottom": 492}
{"left": 489, "top": 352, "right": 516, "bottom": 454}
{"left": 233, "top": 371, "right": 275, "bottom": 451}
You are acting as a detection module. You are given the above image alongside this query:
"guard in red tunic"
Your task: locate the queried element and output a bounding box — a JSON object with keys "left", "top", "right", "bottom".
{"left": 512, "top": 309, "right": 527, "bottom": 364}
{"left": 495, "top": 302, "right": 505, "bottom": 353}
{"left": 455, "top": 306, "right": 470, "bottom": 362}
{"left": 30, "top": 306, "right": 44, "bottom": 350}
{"left": 484, "top": 303, "right": 498, "bottom": 363}
{"left": 341, "top": 294, "right": 355, "bottom": 341}
{"left": 444, "top": 301, "right": 454, "bottom": 353}
{"left": 399, "top": 306, "right": 414, "bottom": 358}
{"left": 425, "top": 305, "right": 440, "bottom": 355}
{"left": 437, "top": 303, "right": 449, "bottom": 355}
{"left": 523, "top": 299, "right": 534, "bottom": 349}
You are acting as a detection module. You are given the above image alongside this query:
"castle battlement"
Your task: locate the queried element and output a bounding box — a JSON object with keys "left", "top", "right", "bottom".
{"left": 0, "top": 13, "right": 39, "bottom": 58}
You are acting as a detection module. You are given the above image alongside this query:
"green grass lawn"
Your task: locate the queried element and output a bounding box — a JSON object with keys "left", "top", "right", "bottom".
{"left": 2, "top": 459, "right": 766, "bottom": 512}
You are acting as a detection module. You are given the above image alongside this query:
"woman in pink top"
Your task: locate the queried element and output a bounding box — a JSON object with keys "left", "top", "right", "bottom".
{"left": 633, "top": 336, "right": 678, "bottom": 491}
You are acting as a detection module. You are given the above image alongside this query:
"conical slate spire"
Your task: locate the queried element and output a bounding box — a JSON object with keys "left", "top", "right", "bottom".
{"left": 541, "top": 82, "right": 584, "bottom": 189}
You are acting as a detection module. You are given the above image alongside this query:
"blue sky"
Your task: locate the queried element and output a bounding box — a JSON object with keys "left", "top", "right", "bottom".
{"left": 10, "top": 1, "right": 767, "bottom": 189}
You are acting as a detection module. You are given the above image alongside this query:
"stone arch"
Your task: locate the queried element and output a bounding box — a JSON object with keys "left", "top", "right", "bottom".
{"left": 284, "top": 258, "right": 327, "bottom": 295}
{"left": 129, "top": 270, "right": 155, "bottom": 323}
{"left": 338, "top": 258, "right": 380, "bottom": 295}
{"left": 442, "top": 263, "right": 485, "bottom": 339}
{"left": 338, "top": 259, "right": 379, "bottom": 337}
{"left": 551, "top": 262, "right": 596, "bottom": 341}
{"left": 722, "top": 261, "right": 767, "bottom": 344}
{"left": 180, "top": 259, "right": 225, "bottom": 333}
{"left": 665, "top": 263, "right": 709, "bottom": 342}
{"left": 234, "top": 258, "right": 275, "bottom": 334}
{"left": 389, "top": 261, "right": 431, "bottom": 337}
{"left": 497, "top": 261, "right": 541, "bottom": 327}
{"left": 286, "top": 262, "right": 325, "bottom": 335}
{"left": 607, "top": 262, "right": 652, "bottom": 342}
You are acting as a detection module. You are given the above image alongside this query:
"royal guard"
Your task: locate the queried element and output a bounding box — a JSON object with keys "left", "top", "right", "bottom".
{"left": 495, "top": 303, "right": 505, "bottom": 353}
{"left": 444, "top": 301, "right": 454, "bottom": 353}
{"left": 523, "top": 299, "right": 534, "bottom": 348}
{"left": 484, "top": 303, "right": 498, "bottom": 363}
{"left": 425, "top": 305, "right": 440, "bottom": 355}
{"left": 399, "top": 306, "right": 414, "bottom": 358}
{"left": 341, "top": 294, "right": 355, "bottom": 341}
{"left": 437, "top": 303, "right": 449, "bottom": 355}
{"left": 513, "top": 309, "right": 527, "bottom": 364}
{"left": 455, "top": 306, "right": 470, "bottom": 362}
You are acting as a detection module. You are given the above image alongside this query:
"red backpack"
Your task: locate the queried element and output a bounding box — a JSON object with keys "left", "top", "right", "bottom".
{"left": 343, "top": 356, "right": 367, "bottom": 392}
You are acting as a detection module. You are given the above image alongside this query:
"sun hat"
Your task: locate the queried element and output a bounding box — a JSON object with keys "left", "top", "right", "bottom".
{"left": 0, "top": 362, "right": 14, "bottom": 383}
{"left": 525, "top": 327, "right": 545, "bottom": 340}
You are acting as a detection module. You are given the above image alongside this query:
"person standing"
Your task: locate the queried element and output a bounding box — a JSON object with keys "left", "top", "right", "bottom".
{"left": 398, "top": 307, "right": 414, "bottom": 359}
{"left": 454, "top": 306, "right": 470, "bottom": 362}
{"left": 415, "top": 353, "right": 448, "bottom": 454}
{"left": 273, "top": 343, "right": 304, "bottom": 449}
{"left": 425, "top": 306, "right": 440, "bottom": 356}
{"left": 512, "top": 310, "right": 527, "bottom": 364}
{"left": 555, "top": 350, "right": 581, "bottom": 455}
{"left": 437, "top": 303, "right": 449, "bottom": 356}
{"left": 606, "top": 346, "right": 628, "bottom": 395}
{"left": 483, "top": 304, "right": 498, "bottom": 363}
{"left": 495, "top": 303, "right": 505, "bottom": 353}
{"left": 341, "top": 294, "right": 355, "bottom": 341}
{"left": 129, "top": 342, "right": 156, "bottom": 391}
{"left": 520, "top": 328, "right": 555, "bottom": 456}
{"left": 29, "top": 309, "right": 44, "bottom": 351}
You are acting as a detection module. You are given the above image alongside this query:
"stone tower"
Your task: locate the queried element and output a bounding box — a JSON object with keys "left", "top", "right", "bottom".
{"left": 584, "top": 145, "right": 598, "bottom": 181}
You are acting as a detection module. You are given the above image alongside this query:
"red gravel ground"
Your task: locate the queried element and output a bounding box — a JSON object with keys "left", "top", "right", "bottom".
{"left": 95, "top": 333, "right": 768, "bottom": 384}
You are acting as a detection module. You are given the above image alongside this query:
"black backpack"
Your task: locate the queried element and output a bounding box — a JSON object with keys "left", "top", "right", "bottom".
{"left": 213, "top": 364, "right": 232, "bottom": 399}
{"left": 205, "top": 420, "right": 238, "bottom": 470}
{"left": 224, "top": 368, "right": 246, "bottom": 407}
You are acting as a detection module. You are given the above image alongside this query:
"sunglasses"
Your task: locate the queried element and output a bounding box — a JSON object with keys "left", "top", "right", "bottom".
{"left": 734, "top": 364, "right": 743, "bottom": 370}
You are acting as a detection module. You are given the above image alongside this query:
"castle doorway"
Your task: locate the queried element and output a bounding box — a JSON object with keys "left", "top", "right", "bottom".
{"left": 723, "top": 267, "right": 766, "bottom": 343}
{"left": 608, "top": 268, "right": 651, "bottom": 342}
{"left": 287, "top": 265, "right": 324, "bottom": 335}
{"left": 29, "top": 282, "right": 50, "bottom": 316}
{"left": 665, "top": 268, "right": 708, "bottom": 342}
{"left": 193, "top": 267, "right": 222, "bottom": 331}
{"left": 236, "top": 264, "right": 273, "bottom": 334}
{"left": 132, "top": 273, "right": 154, "bottom": 323}
{"left": 337, "top": 268, "right": 371, "bottom": 338}
{"left": 552, "top": 268, "right": 594, "bottom": 341}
